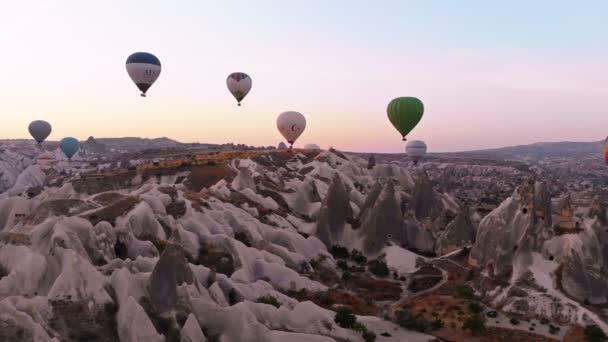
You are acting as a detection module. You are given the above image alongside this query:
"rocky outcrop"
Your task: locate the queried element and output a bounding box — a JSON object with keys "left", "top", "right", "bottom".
{"left": 147, "top": 243, "right": 195, "bottom": 313}
{"left": 435, "top": 204, "right": 476, "bottom": 255}
{"left": 315, "top": 173, "right": 352, "bottom": 247}
{"left": 360, "top": 181, "right": 407, "bottom": 254}
{"left": 367, "top": 154, "right": 376, "bottom": 169}
{"left": 470, "top": 184, "right": 535, "bottom": 275}
{"left": 410, "top": 172, "right": 437, "bottom": 220}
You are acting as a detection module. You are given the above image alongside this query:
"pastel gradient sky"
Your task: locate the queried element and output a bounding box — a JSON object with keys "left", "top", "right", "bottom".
{"left": 0, "top": 1, "right": 606, "bottom": 152}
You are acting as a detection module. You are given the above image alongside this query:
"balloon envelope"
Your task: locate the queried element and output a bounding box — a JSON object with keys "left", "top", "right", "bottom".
{"left": 304, "top": 143, "right": 320, "bottom": 150}
{"left": 387, "top": 97, "right": 424, "bottom": 141}
{"left": 126, "top": 52, "right": 161, "bottom": 97}
{"left": 60, "top": 137, "right": 80, "bottom": 159}
{"left": 226, "top": 72, "right": 252, "bottom": 106}
{"left": 406, "top": 140, "right": 427, "bottom": 163}
{"left": 28, "top": 120, "right": 52, "bottom": 144}
{"left": 277, "top": 111, "right": 306, "bottom": 147}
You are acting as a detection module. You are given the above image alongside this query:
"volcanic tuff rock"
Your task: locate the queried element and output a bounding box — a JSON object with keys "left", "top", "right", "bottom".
{"left": 315, "top": 173, "right": 352, "bottom": 247}
{"left": 360, "top": 181, "right": 406, "bottom": 254}
{"left": 435, "top": 204, "right": 476, "bottom": 255}
{"left": 147, "top": 243, "right": 195, "bottom": 313}
{"left": 2, "top": 145, "right": 608, "bottom": 340}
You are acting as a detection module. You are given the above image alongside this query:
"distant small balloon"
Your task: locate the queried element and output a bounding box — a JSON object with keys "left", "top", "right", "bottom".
{"left": 28, "top": 120, "right": 52, "bottom": 144}
{"left": 126, "top": 52, "right": 161, "bottom": 97}
{"left": 277, "top": 111, "right": 306, "bottom": 149}
{"left": 60, "top": 137, "right": 80, "bottom": 160}
{"left": 405, "top": 140, "right": 427, "bottom": 164}
{"left": 227, "top": 72, "right": 252, "bottom": 106}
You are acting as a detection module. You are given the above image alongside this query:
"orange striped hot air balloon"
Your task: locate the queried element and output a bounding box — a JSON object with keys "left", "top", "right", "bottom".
{"left": 604, "top": 137, "right": 608, "bottom": 165}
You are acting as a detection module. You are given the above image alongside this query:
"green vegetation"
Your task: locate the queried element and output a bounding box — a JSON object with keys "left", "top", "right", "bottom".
{"left": 228, "top": 289, "right": 238, "bottom": 305}
{"left": 510, "top": 318, "right": 520, "bottom": 326}
{"left": 468, "top": 302, "right": 482, "bottom": 314}
{"left": 256, "top": 295, "right": 281, "bottom": 308}
{"left": 334, "top": 307, "right": 357, "bottom": 329}
{"left": 584, "top": 325, "right": 608, "bottom": 342}
{"left": 330, "top": 245, "right": 350, "bottom": 259}
{"left": 431, "top": 318, "right": 444, "bottom": 331}
{"left": 462, "top": 314, "right": 486, "bottom": 336}
{"left": 549, "top": 324, "right": 560, "bottom": 335}
{"left": 334, "top": 308, "right": 375, "bottom": 341}
{"left": 368, "top": 259, "right": 389, "bottom": 278}
{"left": 455, "top": 285, "right": 475, "bottom": 300}
{"left": 337, "top": 260, "right": 349, "bottom": 270}
{"left": 351, "top": 249, "right": 367, "bottom": 265}
{"left": 394, "top": 308, "right": 442, "bottom": 333}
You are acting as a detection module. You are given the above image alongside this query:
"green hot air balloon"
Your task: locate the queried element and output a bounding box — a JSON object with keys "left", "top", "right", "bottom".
{"left": 387, "top": 97, "right": 424, "bottom": 141}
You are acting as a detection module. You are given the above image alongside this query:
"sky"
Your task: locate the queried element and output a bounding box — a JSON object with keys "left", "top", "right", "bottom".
{"left": 0, "top": 0, "right": 606, "bottom": 153}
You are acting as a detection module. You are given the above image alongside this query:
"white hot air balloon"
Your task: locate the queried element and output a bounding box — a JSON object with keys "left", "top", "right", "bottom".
{"left": 276, "top": 111, "right": 306, "bottom": 149}
{"left": 126, "top": 52, "right": 161, "bottom": 97}
{"left": 226, "top": 72, "right": 252, "bottom": 106}
{"left": 304, "top": 143, "right": 320, "bottom": 150}
{"left": 405, "top": 140, "right": 427, "bottom": 164}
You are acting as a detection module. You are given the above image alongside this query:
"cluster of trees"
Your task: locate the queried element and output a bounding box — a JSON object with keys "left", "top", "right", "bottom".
{"left": 334, "top": 307, "right": 376, "bottom": 342}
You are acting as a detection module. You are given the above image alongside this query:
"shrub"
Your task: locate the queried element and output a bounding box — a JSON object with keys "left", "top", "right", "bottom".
{"left": 368, "top": 260, "right": 389, "bottom": 278}
{"left": 351, "top": 250, "right": 367, "bottom": 265}
{"left": 395, "top": 308, "right": 433, "bottom": 332}
{"left": 362, "top": 330, "right": 376, "bottom": 342}
{"left": 584, "top": 324, "right": 608, "bottom": 342}
{"left": 510, "top": 318, "right": 520, "bottom": 326}
{"left": 468, "top": 302, "right": 482, "bottom": 314}
{"left": 234, "top": 232, "right": 252, "bottom": 247}
{"left": 334, "top": 307, "right": 357, "bottom": 329}
{"left": 455, "top": 285, "right": 475, "bottom": 300}
{"left": 256, "top": 295, "right": 280, "bottom": 308}
{"left": 337, "top": 260, "right": 349, "bottom": 270}
{"left": 462, "top": 314, "right": 486, "bottom": 336}
{"left": 431, "top": 318, "right": 444, "bottom": 331}
{"left": 228, "top": 289, "right": 238, "bottom": 305}
{"left": 549, "top": 324, "right": 560, "bottom": 335}
{"left": 330, "top": 245, "right": 350, "bottom": 259}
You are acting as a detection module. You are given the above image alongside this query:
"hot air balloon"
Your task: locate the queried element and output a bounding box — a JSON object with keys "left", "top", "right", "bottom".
{"left": 28, "top": 120, "right": 52, "bottom": 144}
{"left": 227, "top": 72, "right": 252, "bottom": 106}
{"left": 604, "top": 137, "right": 608, "bottom": 165}
{"left": 60, "top": 137, "right": 80, "bottom": 160}
{"left": 406, "top": 140, "right": 427, "bottom": 164}
{"left": 277, "top": 111, "right": 306, "bottom": 149}
{"left": 387, "top": 97, "right": 424, "bottom": 141}
{"left": 304, "top": 143, "right": 320, "bottom": 150}
{"left": 126, "top": 52, "right": 161, "bottom": 97}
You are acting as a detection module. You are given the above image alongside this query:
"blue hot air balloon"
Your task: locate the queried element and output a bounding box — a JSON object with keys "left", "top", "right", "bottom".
{"left": 60, "top": 137, "right": 80, "bottom": 160}
{"left": 126, "top": 52, "right": 161, "bottom": 97}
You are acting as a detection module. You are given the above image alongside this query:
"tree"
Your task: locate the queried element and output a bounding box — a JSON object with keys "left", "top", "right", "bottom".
{"left": 256, "top": 295, "right": 281, "bottom": 308}
{"left": 368, "top": 260, "right": 389, "bottom": 278}
{"left": 330, "top": 245, "right": 350, "bottom": 259}
{"left": 335, "top": 307, "right": 357, "bottom": 329}
{"left": 395, "top": 309, "right": 432, "bottom": 332}
{"left": 584, "top": 325, "right": 608, "bottom": 342}
{"left": 228, "top": 289, "right": 238, "bottom": 305}
{"left": 462, "top": 314, "right": 486, "bottom": 336}
{"left": 468, "top": 302, "right": 482, "bottom": 314}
